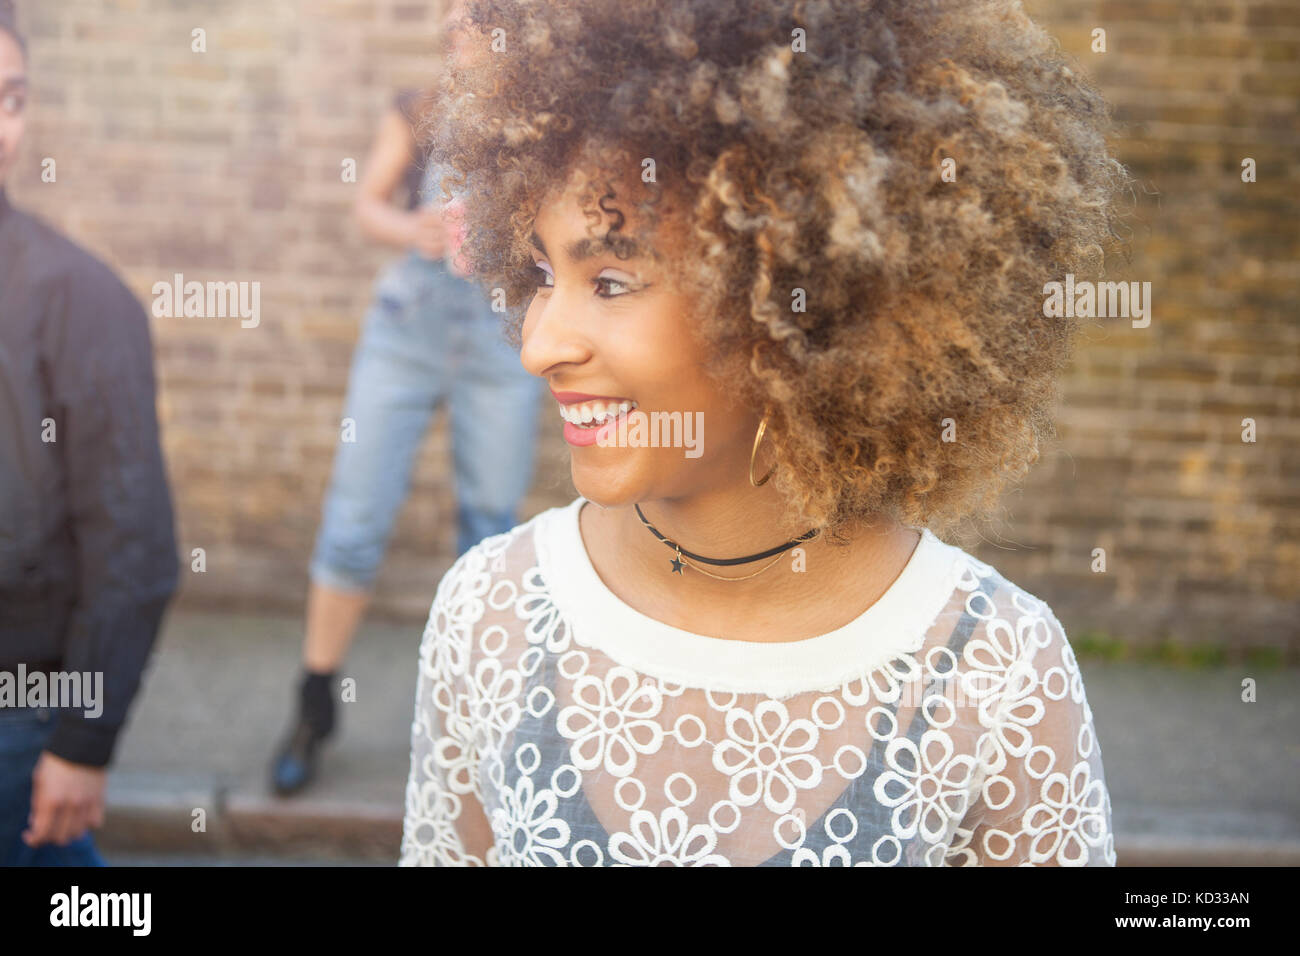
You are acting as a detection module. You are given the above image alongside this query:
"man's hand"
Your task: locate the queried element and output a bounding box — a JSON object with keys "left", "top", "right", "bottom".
{"left": 23, "top": 751, "right": 107, "bottom": 847}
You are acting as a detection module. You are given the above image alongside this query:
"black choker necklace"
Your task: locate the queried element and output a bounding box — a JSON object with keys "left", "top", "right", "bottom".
{"left": 633, "top": 503, "right": 821, "bottom": 581}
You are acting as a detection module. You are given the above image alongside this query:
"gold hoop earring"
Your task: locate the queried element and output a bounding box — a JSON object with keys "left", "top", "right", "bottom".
{"left": 749, "top": 415, "right": 775, "bottom": 487}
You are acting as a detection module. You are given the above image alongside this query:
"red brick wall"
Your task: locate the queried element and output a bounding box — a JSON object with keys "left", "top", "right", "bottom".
{"left": 8, "top": 0, "right": 1298, "bottom": 654}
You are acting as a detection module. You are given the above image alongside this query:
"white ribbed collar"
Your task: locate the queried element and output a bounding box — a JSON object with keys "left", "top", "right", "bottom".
{"left": 533, "top": 497, "right": 963, "bottom": 697}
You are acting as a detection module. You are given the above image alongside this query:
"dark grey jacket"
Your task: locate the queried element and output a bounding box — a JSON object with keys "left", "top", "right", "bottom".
{"left": 0, "top": 187, "right": 178, "bottom": 767}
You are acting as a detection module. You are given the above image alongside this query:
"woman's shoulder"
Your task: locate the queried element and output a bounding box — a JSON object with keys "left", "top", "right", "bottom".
{"left": 418, "top": 505, "right": 578, "bottom": 683}
{"left": 426, "top": 499, "right": 577, "bottom": 620}
{"left": 920, "top": 529, "right": 1078, "bottom": 673}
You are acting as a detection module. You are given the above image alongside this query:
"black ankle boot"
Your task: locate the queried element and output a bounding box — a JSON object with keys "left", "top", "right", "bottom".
{"left": 270, "top": 670, "right": 337, "bottom": 796}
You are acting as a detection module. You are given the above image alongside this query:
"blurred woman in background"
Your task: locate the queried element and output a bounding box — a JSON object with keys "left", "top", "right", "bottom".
{"left": 270, "top": 4, "right": 543, "bottom": 796}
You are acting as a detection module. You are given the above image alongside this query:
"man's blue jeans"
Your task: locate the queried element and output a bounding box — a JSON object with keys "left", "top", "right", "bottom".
{"left": 310, "top": 254, "right": 543, "bottom": 591}
{"left": 0, "top": 706, "right": 107, "bottom": 866}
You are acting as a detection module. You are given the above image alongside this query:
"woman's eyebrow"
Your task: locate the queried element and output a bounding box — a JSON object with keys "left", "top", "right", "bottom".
{"left": 529, "top": 230, "right": 657, "bottom": 264}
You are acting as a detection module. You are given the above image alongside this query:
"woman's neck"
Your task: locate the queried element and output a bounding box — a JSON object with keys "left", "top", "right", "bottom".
{"left": 578, "top": 489, "right": 922, "bottom": 642}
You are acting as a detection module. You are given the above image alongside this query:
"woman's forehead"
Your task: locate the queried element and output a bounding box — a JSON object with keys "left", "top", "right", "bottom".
{"left": 531, "top": 172, "right": 681, "bottom": 258}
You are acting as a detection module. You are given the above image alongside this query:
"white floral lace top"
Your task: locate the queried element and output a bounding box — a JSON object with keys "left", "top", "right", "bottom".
{"left": 400, "top": 497, "right": 1116, "bottom": 867}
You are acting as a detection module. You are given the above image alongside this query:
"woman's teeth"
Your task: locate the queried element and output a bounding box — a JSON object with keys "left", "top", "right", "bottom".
{"left": 559, "top": 399, "right": 637, "bottom": 429}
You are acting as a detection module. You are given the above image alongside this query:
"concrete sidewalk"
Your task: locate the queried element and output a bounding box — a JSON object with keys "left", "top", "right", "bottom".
{"left": 94, "top": 609, "right": 1300, "bottom": 865}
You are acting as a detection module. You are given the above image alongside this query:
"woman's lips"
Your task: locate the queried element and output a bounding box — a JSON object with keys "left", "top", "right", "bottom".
{"left": 550, "top": 390, "right": 632, "bottom": 404}
{"left": 551, "top": 390, "right": 638, "bottom": 448}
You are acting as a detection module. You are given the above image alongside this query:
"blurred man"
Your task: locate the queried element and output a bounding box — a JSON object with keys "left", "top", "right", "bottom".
{"left": 0, "top": 1, "right": 178, "bottom": 865}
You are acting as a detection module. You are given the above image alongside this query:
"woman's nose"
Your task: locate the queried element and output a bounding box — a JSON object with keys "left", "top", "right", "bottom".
{"left": 519, "top": 287, "right": 591, "bottom": 379}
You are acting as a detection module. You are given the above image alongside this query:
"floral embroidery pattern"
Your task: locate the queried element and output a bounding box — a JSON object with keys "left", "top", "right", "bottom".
{"left": 491, "top": 774, "right": 570, "bottom": 867}
{"left": 711, "top": 700, "right": 823, "bottom": 815}
{"left": 608, "top": 806, "right": 729, "bottom": 866}
{"left": 556, "top": 666, "right": 665, "bottom": 778}
{"left": 400, "top": 510, "right": 1116, "bottom": 867}
{"left": 874, "top": 730, "right": 978, "bottom": 843}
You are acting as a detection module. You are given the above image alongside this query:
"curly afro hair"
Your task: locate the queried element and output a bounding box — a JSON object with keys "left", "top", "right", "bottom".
{"left": 423, "top": 0, "right": 1133, "bottom": 542}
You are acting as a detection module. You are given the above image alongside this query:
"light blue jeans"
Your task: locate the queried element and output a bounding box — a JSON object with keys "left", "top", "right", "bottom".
{"left": 310, "top": 253, "right": 543, "bottom": 591}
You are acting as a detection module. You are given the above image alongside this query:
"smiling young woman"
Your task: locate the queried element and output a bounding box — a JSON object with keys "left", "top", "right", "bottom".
{"left": 400, "top": 0, "right": 1131, "bottom": 867}
{"left": 518, "top": 166, "right": 929, "bottom": 647}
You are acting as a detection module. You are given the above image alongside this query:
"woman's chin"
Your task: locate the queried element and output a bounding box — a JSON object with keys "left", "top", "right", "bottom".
{"left": 570, "top": 460, "right": 647, "bottom": 509}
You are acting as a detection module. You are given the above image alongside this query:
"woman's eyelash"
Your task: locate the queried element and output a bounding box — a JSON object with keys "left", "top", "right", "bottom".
{"left": 528, "top": 265, "right": 634, "bottom": 298}
{"left": 594, "top": 276, "right": 632, "bottom": 297}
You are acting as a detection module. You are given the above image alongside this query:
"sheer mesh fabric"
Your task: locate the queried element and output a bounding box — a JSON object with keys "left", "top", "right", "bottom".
{"left": 401, "top": 499, "right": 1115, "bottom": 867}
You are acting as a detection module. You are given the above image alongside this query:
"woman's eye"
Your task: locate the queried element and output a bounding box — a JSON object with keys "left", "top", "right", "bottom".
{"left": 594, "top": 276, "right": 632, "bottom": 298}
{"left": 530, "top": 265, "right": 633, "bottom": 299}
{"left": 0, "top": 93, "right": 23, "bottom": 116}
